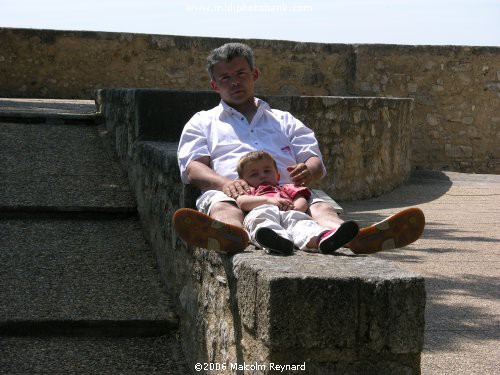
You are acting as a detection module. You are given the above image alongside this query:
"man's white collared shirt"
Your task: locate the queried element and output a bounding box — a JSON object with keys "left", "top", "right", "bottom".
{"left": 177, "top": 98, "right": 326, "bottom": 186}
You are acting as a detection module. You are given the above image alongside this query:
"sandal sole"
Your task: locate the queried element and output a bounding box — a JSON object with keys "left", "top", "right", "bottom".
{"left": 347, "top": 207, "right": 425, "bottom": 254}
{"left": 173, "top": 208, "right": 248, "bottom": 254}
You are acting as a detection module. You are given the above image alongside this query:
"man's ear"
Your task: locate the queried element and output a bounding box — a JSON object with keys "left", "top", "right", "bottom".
{"left": 252, "top": 68, "right": 260, "bottom": 82}
{"left": 210, "top": 80, "right": 219, "bottom": 92}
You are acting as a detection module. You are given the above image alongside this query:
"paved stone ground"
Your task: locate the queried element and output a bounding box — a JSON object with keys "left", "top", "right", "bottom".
{"left": 341, "top": 170, "right": 500, "bottom": 375}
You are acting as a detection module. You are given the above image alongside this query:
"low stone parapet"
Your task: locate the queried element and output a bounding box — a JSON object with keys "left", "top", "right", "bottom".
{"left": 96, "top": 89, "right": 413, "bottom": 200}
{"left": 125, "top": 140, "right": 425, "bottom": 374}
{"left": 98, "top": 89, "right": 425, "bottom": 373}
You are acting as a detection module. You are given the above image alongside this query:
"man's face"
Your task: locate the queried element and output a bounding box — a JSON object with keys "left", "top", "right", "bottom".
{"left": 241, "top": 158, "right": 280, "bottom": 188}
{"left": 210, "top": 56, "right": 259, "bottom": 107}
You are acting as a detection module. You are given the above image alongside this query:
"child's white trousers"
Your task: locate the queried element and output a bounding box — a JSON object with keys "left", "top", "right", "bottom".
{"left": 243, "top": 204, "right": 328, "bottom": 250}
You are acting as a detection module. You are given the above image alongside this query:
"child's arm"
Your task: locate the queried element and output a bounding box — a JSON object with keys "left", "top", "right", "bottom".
{"left": 237, "top": 195, "right": 293, "bottom": 212}
{"left": 281, "top": 184, "right": 311, "bottom": 213}
{"left": 292, "top": 196, "right": 309, "bottom": 213}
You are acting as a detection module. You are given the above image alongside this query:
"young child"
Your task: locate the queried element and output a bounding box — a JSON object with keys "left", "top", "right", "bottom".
{"left": 236, "top": 151, "right": 359, "bottom": 255}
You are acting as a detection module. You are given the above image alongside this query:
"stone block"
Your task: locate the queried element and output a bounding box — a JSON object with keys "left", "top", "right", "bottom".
{"left": 234, "top": 253, "right": 424, "bottom": 354}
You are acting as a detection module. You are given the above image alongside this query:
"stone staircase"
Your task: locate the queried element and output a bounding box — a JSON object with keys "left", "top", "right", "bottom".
{"left": 0, "top": 99, "right": 189, "bottom": 374}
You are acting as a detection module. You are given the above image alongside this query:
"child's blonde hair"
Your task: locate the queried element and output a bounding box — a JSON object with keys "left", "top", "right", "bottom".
{"left": 237, "top": 151, "right": 278, "bottom": 178}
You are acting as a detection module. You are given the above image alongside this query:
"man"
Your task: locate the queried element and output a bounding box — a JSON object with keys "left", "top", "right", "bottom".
{"left": 174, "top": 42, "right": 424, "bottom": 255}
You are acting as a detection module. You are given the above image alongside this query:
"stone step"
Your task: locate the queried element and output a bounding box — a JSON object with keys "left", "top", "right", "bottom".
{"left": 0, "top": 99, "right": 189, "bottom": 372}
{"left": 0, "top": 98, "right": 102, "bottom": 124}
{"left": 0, "top": 218, "right": 176, "bottom": 327}
{"left": 0, "top": 335, "right": 190, "bottom": 374}
{"left": 0, "top": 121, "right": 135, "bottom": 212}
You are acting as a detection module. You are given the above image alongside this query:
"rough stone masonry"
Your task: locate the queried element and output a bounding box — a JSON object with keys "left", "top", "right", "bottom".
{"left": 1, "top": 27, "right": 498, "bottom": 173}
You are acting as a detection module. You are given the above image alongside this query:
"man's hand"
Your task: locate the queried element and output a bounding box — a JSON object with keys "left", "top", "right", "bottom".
{"left": 287, "top": 163, "right": 313, "bottom": 187}
{"left": 223, "top": 179, "right": 251, "bottom": 199}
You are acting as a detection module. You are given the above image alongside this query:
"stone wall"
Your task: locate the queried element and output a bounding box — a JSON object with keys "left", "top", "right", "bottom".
{"left": 97, "top": 89, "right": 426, "bottom": 373}
{"left": 269, "top": 95, "right": 413, "bottom": 199}
{"left": 1, "top": 27, "right": 498, "bottom": 173}
{"left": 95, "top": 89, "right": 412, "bottom": 201}
{"left": 0, "top": 28, "right": 349, "bottom": 98}
{"left": 353, "top": 45, "right": 500, "bottom": 173}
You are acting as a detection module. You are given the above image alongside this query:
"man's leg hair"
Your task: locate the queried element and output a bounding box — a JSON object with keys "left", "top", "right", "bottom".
{"left": 308, "top": 201, "right": 344, "bottom": 228}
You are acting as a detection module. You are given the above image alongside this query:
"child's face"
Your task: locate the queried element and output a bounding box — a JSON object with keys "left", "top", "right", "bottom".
{"left": 241, "top": 159, "right": 280, "bottom": 188}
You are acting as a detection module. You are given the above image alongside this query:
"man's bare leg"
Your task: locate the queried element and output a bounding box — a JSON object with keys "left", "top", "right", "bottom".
{"left": 307, "top": 202, "right": 359, "bottom": 252}
{"left": 210, "top": 201, "right": 245, "bottom": 228}
{"left": 309, "top": 202, "right": 345, "bottom": 228}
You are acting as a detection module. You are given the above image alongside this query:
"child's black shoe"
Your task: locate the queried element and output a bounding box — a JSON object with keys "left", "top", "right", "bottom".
{"left": 255, "top": 227, "right": 294, "bottom": 255}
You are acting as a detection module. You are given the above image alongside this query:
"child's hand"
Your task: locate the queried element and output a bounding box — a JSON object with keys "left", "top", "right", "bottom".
{"left": 292, "top": 197, "right": 309, "bottom": 213}
{"left": 268, "top": 197, "right": 294, "bottom": 211}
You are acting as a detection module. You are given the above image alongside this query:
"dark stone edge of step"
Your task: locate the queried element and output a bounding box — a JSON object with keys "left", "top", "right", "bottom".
{"left": 0, "top": 112, "right": 103, "bottom": 125}
{"left": 0, "top": 206, "right": 137, "bottom": 220}
{"left": 0, "top": 319, "right": 178, "bottom": 338}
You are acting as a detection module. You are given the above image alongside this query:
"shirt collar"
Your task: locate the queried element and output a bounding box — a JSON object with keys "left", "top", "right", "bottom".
{"left": 219, "top": 97, "right": 270, "bottom": 115}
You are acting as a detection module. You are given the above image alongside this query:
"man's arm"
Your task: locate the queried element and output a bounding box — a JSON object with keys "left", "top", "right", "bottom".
{"left": 186, "top": 156, "right": 250, "bottom": 198}
{"left": 186, "top": 157, "right": 228, "bottom": 191}
{"left": 283, "top": 112, "right": 327, "bottom": 185}
{"left": 304, "top": 156, "right": 325, "bottom": 182}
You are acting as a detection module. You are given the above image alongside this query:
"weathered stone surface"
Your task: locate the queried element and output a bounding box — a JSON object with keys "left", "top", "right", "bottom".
{"left": 353, "top": 44, "right": 500, "bottom": 174}
{"left": 233, "top": 252, "right": 425, "bottom": 352}
{"left": 1, "top": 27, "right": 498, "bottom": 173}
{"left": 0, "top": 28, "right": 349, "bottom": 99}
{"left": 0, "top": 120, "right": 135, "bottom": 210}
{"left": 0, "top": 101, "right": 190, "bottom": 373}
{"left": 0, "top": 218, "right": 176, "bottom": 324}
{"left": 0, "top": 335, "right": 190, "bottom": 374}
{"left": 98, "top": 88, "right": 412, "bottom": 200}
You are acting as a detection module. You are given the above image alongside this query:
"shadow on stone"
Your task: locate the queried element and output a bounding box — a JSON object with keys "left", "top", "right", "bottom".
{"left": 425, "top": 274, "right": 500, "bottom": 350}
{"left": 341, "top": 170, "right": 453, "bottom": 212}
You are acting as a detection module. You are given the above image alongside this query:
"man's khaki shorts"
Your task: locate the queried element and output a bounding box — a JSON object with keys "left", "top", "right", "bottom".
{"left": 196, "top": 189, "right": 325, "bottom": 215}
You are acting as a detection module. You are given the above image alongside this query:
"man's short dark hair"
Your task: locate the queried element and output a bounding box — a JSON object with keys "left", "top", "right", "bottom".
{"left": 207, "top": 43, "right": 255, "bottom": 79}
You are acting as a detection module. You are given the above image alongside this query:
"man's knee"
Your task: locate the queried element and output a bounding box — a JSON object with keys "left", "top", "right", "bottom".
{"left": 309, "top": 201, "right": 339, "bottom": 216}
{"left": 210, "top": 201, "right": 245, "bottom": 227}
{"left": 309, "top": 202, "right": 343, "bottom": 226}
